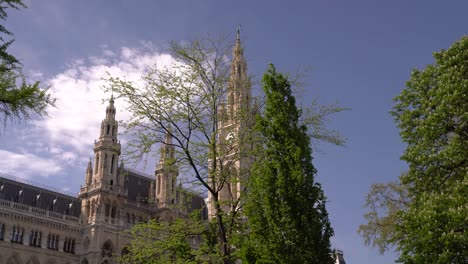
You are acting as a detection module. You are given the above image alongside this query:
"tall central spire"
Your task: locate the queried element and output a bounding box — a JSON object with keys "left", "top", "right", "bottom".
{"left": 228, "top": 26, "right": 249, "bottom": 119}
{"left": 93, "top": 95, "right": 121, "bottom": 183}
{"left": 105, "top": 94, "right": 116, "bottom": 121}
{"left": 233, "top": 25, "right": 243, "bottom": 60}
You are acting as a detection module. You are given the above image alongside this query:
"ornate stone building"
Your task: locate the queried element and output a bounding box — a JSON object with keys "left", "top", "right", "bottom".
{"left": 0, "top": 32, "right": 346, "bottom": 264}
{"left": 207, "top": 29, "right": 254, "bottom": 218}
{"left": 0, "top": 92, "right": 206, "bottom": 263}
{"left": 0, "top": 31, "right": 250, "bottom": 264}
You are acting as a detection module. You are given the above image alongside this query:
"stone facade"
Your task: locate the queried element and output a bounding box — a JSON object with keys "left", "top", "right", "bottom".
{"left": 0, "top": 32, "right": 346, "bottom": 264}
{"left": 0, "top": 32, "right": 251, "bottom": 264}
{"left": 0, "top": 94, "right": 206, "bottom": 264}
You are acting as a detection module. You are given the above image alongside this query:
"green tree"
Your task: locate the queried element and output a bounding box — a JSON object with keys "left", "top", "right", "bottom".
{"left": 243, "top": 64, "right": 334, "bottom": 264}
{"left": 121, "top": 212, "right": 207, "bottom": 264}
{"left": 390, "top": 36, "right": 468, "bottom": 263}
{"left": 0, "top": 0, "right": 55, "bottom": 128}
{"left": 107, "top": 35, "right": 252, "bottom": 263}
{"left": 358, "top": 173, "right": 410, "bottom": 254}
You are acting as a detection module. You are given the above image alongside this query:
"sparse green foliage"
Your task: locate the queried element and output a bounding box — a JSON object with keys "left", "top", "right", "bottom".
{"left": 243, "top": 64, "right": 334, "bottom": 264}
{"left": 106, "top": 35, "right": 248, "bottom": 263}
{"left": 389, "top": 36, "right": 468, "bottom": 263}
{"left": 0, "top": 0, "right": 55, "bottom": 128}
{"left": 358, "top": 174, "right": 410, "bottom": 254}
{"left": 302, "top": 100, "right": 348, "bottom": 148}
{"left": 121, "top": 212, "right": 209, "bottom": 264}
{"left": 108, "top": 34, "right": 347, "bottom": 263}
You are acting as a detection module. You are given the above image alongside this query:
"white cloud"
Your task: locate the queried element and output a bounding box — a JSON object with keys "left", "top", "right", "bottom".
{"left": 0, "top": 150, "right": 63, "bottom": 179}
{"left": 0, "top": 44, "right": 176, "bottom": 179}
{"left": 35, "top": 43, "right": 175, "bottom": 157}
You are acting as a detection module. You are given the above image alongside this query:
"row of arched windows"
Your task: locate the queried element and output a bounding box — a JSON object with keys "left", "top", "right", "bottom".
{"left": 0, "top": 223, "right": 76, "bottom": 254}
{"left": 10, "top": 225, "right": 24, "bottom": 243}
{"left": 126, "top": 213, "right": 146, "bottom": 224}
{"left": 29, "top": 230, "right": 42, "bottom": 247}
{"left": 63, "top": 237, "right": 76, "bottom": 253}
{"left": 94, "top": 153, "right": 117, "bottom": 175}
{"left": 47, "top": 233, "right": 59, "bottom": 250}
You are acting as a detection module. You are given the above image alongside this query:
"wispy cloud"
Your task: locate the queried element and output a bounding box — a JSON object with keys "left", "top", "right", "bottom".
{"left": 36, "top": 44, "right": 174, "bottom": 154}
{"left": 0, "top": 150, "right": 63, "bottom": 178}
{"left": 2, "top": 44, "right": 175, "bottom": 179}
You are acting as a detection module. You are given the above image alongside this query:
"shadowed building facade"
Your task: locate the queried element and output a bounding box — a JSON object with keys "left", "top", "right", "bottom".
{"left": 0, "top": 32, "right": 346, "bottom": 264}
{"left": 0, "top": 95, "right": 206, "bottom": 264}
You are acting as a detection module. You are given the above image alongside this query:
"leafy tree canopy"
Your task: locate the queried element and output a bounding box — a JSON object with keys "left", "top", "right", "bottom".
{"left": 390, "top": 36, "right": 468, "bottom": 263}
{"left": 0, "top": 0, "right": 55, "bottom": 129}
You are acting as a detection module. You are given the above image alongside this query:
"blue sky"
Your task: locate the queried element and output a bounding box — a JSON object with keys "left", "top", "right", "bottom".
{"left": 1, "top": 1, "right": 467, "bottom": 263}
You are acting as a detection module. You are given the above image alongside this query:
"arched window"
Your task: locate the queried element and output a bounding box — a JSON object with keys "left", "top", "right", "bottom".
{"left": 104, "top": 154, "right": 107, "bottom": 169}
{"left": 101, "top": 240, "right": 113, "bottom": 258}
{"left": 11, "top": 226, "right": 23, "bottom": 243}
{"left": 157, "top": 177, "right": 161, "bottom": 195}
{"left": 90, "top": 201, "right": 95, "bottom": 217}
{"left": 105, "top": 203, "right": 110, "bottom": 217}
{"left": 85, "top": 201, "right": 90, "bottom": 217}
{"left": 111, "top": 206, "right": 116, "bottom": 218}
{"left": 95, "top": 155, "right": 99, "bottom": 172}
{"left": 111, "top": 155, "right": 115, "bottom": 173}
{"left": 106, "top": 124, "right": 110, "bottom": 135}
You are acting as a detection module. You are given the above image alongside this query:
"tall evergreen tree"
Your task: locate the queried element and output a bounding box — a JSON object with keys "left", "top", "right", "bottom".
{"left": 243, "top": 64, "right": 334, "bottom": 264}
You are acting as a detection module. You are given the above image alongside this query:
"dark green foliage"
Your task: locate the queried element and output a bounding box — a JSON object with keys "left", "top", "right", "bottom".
{"left": 0, "top": 0, "right": 55, "bottom": 128}
{"left": 243, "top": 64, "right": 334, "bottom": 264}
{"left": 391, "top": 36, "right": 468, "bottom": 263}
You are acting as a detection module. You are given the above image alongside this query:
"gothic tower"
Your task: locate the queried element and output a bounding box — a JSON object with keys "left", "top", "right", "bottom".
{"left": 79, "top": 95, "right": 125, "bottom": 224}
{"left": 155, "top": 130, "right": 178, "bottom": 208}
{"left": 94, "top": 95, "right": 121, "bottom": 185}
{"left": 208, "top": 28, "right": 253, "bottom": 218}
{"left": 77, "top": 96, "right": 128, "bottom": 264}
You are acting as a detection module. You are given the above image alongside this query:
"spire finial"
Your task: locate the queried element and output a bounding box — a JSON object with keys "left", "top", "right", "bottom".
{"left": 86, "top": 158, "right": 92, "bottom": 173}
{"left": 237, "top": 25, "right": 241, "bottom": 41}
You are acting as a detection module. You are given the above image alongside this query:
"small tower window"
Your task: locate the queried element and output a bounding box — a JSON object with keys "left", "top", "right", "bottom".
{"left": 104, "top": 154, "right": 107, "bottom": 169}
{"left": 95, "top": 155, "right": 99, "bottom": 172}
{"left": 111, "top": 155, "right": 115, "bottom": 173}
{"left": 107, "top": 124, "right": 110, "bottom": 135}
{"left": 112, "top": 125, "right": 115, "bottom": 136}
{"left": 157, "top": 178, "right": 161, "bottom": 195}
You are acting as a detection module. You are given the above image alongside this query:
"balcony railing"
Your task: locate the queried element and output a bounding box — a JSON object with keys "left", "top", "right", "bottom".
{"left": 79, "top": 181, "right": 127, "bottom": 196}
{"left": 0, "top": 198, "right": 80, "bottom": 224}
